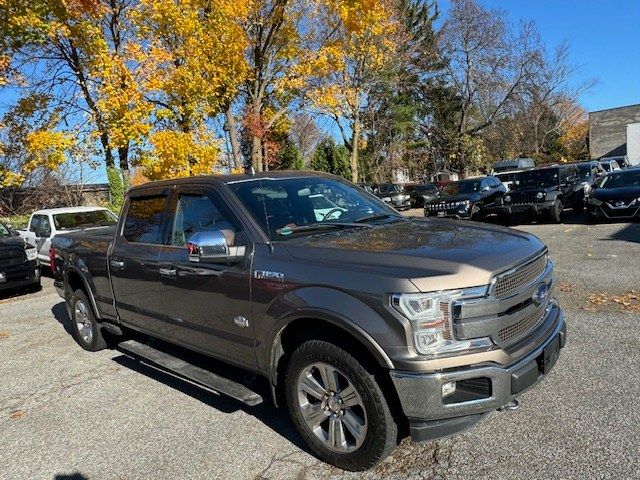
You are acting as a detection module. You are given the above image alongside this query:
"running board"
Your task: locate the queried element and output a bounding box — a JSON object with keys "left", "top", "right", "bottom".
{"left": 117, "top": 340, "right": 263, "bottom": 406}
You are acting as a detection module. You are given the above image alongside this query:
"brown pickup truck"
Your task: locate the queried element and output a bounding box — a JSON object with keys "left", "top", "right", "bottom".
{"left": 52, "top": 171, "right": 566, "bottom": 471}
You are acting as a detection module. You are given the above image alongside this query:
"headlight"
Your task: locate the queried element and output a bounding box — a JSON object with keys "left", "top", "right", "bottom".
{"left": 504, "top": 195, "right": 512, "bottom": 203}
{"left": 382, "top": 196, "right": 392, "bottom": 202}
{"left": 25, "top": 247, "right": 37, "bottom": 261}
{"left": 588, "top": 197, "right": 603, "bottom": 206}
{"left": 391, "top": 291, "right": 493, "bottom": 356}
{"left": 536, "top": 192, "right": 545, "bottom": 200}
{"left": 403, "top": 194, "right": 411, "bottom": 201}
{"left": 456, "top": 200, "right": 470, "bottom": 209}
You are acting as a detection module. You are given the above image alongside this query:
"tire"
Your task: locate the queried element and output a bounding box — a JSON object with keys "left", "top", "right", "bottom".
{"left": 70, "top": 289, "right": 108, "bottom": 352}
{"left": 550, "top": 199, "right": 564, "bottom": 223}
{"left": 470, "top": 203, "right": 483, "bottom": 221}
{"left": 285, "top": 340, "right": 397, "bottom": 471}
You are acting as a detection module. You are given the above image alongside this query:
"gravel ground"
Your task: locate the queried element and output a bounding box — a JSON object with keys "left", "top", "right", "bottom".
{"left": 1, "top": 214, "right": 639, "bottom": 480}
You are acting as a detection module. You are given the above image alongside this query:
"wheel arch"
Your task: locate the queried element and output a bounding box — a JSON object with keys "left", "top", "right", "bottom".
{"left": 65, "top": 267, "right": 102, "bottom": 320}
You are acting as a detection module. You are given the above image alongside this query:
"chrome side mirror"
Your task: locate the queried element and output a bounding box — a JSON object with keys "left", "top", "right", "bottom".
{"left": 187, "top": 230, "right": 245, "bottom": 263}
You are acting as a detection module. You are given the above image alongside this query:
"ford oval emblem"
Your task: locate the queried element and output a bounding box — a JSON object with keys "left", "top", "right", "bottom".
{"left": 533, "top": 283, "right": 549, "bottom": 306}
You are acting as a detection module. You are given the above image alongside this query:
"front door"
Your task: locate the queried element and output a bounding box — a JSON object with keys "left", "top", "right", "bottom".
{"left": 158, "top": 187, "right": 256, "bottom": 368}
{"left": 110, "top": 193, "right": 168, "bottom": 336}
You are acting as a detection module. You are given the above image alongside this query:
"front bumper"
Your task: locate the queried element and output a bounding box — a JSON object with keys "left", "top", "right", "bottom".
{"left": 0, "top": 260, "right": 41, "bottom": 290}
{"left": 496, "top": 200, "right": 554, "bottom": 215}
{"left": 424, "top": 208, "right": 471, "bottom": 219}
{"left": 587, "top": 202, "right": 640, "bottom": 220}
{"left": 390, "top": 308, "right": 566, "bottom": 442}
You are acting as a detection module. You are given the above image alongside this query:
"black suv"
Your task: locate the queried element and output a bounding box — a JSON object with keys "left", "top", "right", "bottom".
{"left": 405, "top": 183, "right": 440, "bottom": 208}
{"left": 424, "top": 176, "right": 506, "bottom": 220}
{"left": 586, "top": 167, "right": 640, "bottom": 221}
{"left": 497, "top": 165, "right": 583, "bottom": 223}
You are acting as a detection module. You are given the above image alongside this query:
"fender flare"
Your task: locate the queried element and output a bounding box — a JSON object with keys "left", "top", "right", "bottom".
{"left": 64, "top": 264, "right": 102, "bottom": 320}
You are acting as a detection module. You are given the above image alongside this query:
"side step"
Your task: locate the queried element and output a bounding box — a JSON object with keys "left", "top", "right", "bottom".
{"left": 117, "top": 340, "right": 263, "bottom": 406}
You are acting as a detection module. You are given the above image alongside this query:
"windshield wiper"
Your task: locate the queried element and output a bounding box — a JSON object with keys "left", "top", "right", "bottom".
{"left": 354, "top": 213, "right": 403, "bottom": 223}
{"left": 276, "top": 222, "right": 374, "bottom": 236}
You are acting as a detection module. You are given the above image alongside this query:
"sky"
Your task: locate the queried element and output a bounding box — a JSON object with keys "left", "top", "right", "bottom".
{"left": 440, "top": 0, "right": 640, "bottom": 112}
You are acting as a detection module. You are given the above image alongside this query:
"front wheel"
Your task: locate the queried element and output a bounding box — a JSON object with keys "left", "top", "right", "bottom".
{"left": 285, "top": 340, "right": 397, "bottom": 471}
{"left": 550, "top": 199, "right": 564, "bottom": 223}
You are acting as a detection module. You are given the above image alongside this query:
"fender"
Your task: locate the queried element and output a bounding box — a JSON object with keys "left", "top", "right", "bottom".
{"left": 263, "top": 286, "right": 400, "bottom": 386}
{"left": 64, "top": 261, "right": 102, "bottom": 321}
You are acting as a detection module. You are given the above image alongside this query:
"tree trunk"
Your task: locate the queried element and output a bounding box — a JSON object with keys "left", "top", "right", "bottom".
{"left": 350, "top": 116, "right": 361, "bottom": 183}
{"left": 225, "top": 107, "right": 243, "bottom": 169}
{"left": 118, "top": 144, "right": 130, "bottom": 186}
{"left": 252, "top": 136, "right": 263, "bottom": 172}
{"left": 101, "top": 133, "right": 114, "bottom": 169}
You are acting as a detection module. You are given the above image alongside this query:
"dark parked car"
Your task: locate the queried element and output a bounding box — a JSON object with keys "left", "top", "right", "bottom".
{"left": 374, "top": 183, "right": 411, "bottom": 210}
{"left": 424, "top": 176, "right": 506, "bottom": 220}
{"left": 586, "top": 167, "right": 640, "bottom": 222}
{"left": 51, "top": 172, "right": 565, "bottom": 471}
{"left": 497, "top": 165, "right": 584, "bottom": 223}
{"left": 0, "top": 220, "right": 40, "bottom": 293}
{"left": 405, "top": 183, "right": 440, "bottom": 208}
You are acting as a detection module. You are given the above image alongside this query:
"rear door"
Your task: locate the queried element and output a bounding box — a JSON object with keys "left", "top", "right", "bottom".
{"left": 157, "top": 185, "right": 256, "bottom": 367}
{"left": 110, "top": 191, "right": 169, "bottom": 336}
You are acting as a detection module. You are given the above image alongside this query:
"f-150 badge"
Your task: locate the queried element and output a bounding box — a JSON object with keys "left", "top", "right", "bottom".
{"left": 254, "top": 270, "right": 285, "bottom": 282}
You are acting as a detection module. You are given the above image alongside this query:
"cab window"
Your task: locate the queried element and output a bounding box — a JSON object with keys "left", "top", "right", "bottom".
{"left": 123, "top": 196, "right": 166, "bottom": 244}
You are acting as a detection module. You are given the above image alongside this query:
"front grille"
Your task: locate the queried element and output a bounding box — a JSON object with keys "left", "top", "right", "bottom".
{"left": 0, "top": 248, "right": 27, "bottom": 268}
{"left": 498, "top": 307, "right": 545, "bottom": 346}
{"left": 492, "top": 254, "right": 548, "bottom": 299}
{"left": 510, "top": 191, "right": 536, "bottom": 205}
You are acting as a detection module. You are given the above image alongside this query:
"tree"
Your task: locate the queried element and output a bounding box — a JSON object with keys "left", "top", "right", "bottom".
{"left": 296, "top": 0, "right": 399, "bottom": 182}
{"left": 130, "top": 0, "right": 250, "bottom": 179}
{"left": 1, "top": 0, "right": 147, "bottom": 179}
{"left": 310, "top": 138, "right": 350, "bottom": 179}
{"left": 440, "top": 0, "right": 541, "bottom": 175}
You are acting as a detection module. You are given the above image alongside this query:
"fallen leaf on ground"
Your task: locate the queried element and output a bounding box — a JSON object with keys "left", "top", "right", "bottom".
{"left": 585, "top": 291, "right": 640, "bottom": 312}
{"left": 0, "top": 331, "right": 10, "bottom": 339}
{"left": 10, "top": 410, "right": 26, "bottom": 420}
{"left": 558, "top": 283, "right": 575, "bottom": 293}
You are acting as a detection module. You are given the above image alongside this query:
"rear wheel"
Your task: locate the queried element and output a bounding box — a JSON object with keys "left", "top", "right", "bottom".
{"left": 550, "top": 199, "right": 564, "bottom": 223}
{"left": 70, "top": 289, "right": 107, "bottom": 351}
{"left": 285, "top": 340, "right": 397, "bottom": 471}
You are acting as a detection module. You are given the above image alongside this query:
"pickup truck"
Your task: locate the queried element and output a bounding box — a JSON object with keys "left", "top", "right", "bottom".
{"left": 19, "top": 206, "right": 117, "bottom": 267}
{"left": 51, "top": 171, "right": 566, "bottom": 471}
{"left": 0, "top": 219, "right": 40, "bottom": 292}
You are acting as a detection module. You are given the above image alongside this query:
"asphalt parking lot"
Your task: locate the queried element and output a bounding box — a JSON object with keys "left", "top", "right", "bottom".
{"left": 1, "top": 214, "right": 639, "bottom": 480}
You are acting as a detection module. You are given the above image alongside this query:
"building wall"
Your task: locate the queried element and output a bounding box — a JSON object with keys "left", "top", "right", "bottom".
{"left": 589, "top": 104, "right": 640, "bottom": 159}
{"left": 627, "top": 122, "right": 640, "bottom": 166}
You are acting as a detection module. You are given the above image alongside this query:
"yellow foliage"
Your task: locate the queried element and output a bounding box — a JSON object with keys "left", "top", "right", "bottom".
{"left": 132, "top": 0, "right": 249, "bottom": 125}
{"left": 24, "top": 130, "right": 74, "bottom": 172}
{"left": 140, "top": 129, "right": 221, "bottom": 180}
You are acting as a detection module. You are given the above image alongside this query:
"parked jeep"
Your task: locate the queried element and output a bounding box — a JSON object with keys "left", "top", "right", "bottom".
{"left": 51, "top": 171, "right": 566, "bottom": 471}
{"left": 497, "top": 165, "right": 584, "bottom": 223}
{"left": 424, "top": 176, "right": 506, "bottom": 220}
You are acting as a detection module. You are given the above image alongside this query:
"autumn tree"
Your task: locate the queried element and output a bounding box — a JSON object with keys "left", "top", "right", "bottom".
{"left": 130, "top": 0, "right": 249, "bottom": 179}
{"left": 440, "top": 0, "right": 541, "bottom": 175}
{"left": 296, "top": 0, "right": 399, "bottom": 182}
{"left": 1, "top": 0, "right": 148, "bottom": 180}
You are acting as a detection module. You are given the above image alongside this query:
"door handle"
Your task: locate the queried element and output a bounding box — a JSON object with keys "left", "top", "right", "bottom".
{"left": 159, "top": 267, "right": 177, "bottom": 277}
{"left": 110, "top": 259, "right": 125, "bottom": 268}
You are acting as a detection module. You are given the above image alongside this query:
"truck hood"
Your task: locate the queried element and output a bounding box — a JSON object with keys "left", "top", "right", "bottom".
{"left": 285, "top": 219, "right": 546, "bottom": 291}
{"left": 0, "top": 235, "right": 28, "bottom": 249}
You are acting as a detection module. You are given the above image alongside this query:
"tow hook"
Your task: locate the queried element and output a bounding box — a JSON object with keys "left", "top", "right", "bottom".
{"left": 498, "top": 399, "right": 519, "bottom": 412}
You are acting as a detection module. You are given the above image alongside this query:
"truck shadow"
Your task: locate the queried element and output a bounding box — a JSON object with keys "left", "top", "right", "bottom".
{"left": 50, "top": 301, "right": 308, "bottom": 453}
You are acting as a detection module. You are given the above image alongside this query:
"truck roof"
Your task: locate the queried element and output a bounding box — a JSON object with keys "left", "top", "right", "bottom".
{"left": 31, "top": 206, "right": 111, "bottom": 215}
{"left": 127, "top": 170, "right": 339, "bottom": 195}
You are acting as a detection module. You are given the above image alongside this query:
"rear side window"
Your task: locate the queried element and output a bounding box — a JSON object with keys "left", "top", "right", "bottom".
{"left": 123, "top": 196, "right": 166, "bottom": 244}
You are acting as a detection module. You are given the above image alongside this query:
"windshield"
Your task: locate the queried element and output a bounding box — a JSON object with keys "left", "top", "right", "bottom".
{"left": 0, "top": 222, "right": 10, "bottom": 238}
{"left": 598, "top": 170, "right": 640, "bottom": 189}
{"left": 229, "top": 177, "right": 397, "bottom": 240}
{"left": 53, "top": 210, "right": 117, "bottom": 230}
{"left": 442, "top": 179, "right": 480, "bottom": 195}
{"left": 515, "top": 169, "right": 559, "bottom": 188}
{"left": 378, "top": 184, "right": 403, "bottom": 194}
{"left": 576, "top": 164, "right": 593, "bottom": 178}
